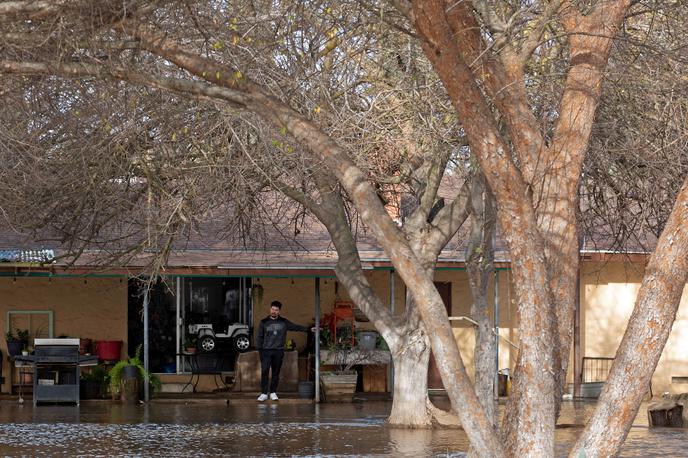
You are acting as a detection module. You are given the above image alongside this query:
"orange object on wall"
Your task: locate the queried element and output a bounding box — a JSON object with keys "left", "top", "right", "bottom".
{"left": 332, "top": 301, "right": 355, "bottom": 348}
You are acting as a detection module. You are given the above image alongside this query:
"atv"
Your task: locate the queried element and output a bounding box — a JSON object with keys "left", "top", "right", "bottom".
{"left": 187, "top": 322, "right": 251, "bottom": 353}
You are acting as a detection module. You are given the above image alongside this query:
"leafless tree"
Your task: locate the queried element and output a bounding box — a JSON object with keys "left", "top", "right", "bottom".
{"left": 0, "top": 0, "right": 488, "bottom": 428}
{"left": 1, "top": 1, "right": 688, "bottom": 457}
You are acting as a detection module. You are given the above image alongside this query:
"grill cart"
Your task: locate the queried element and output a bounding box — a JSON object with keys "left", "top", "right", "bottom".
{"left": 16, "top": 338, "right": 98, "bottom": 405}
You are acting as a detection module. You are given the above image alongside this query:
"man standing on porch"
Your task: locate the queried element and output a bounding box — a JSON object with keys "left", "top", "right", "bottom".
{"left": 256, "top": 300, "right": 311, "bottom": 401}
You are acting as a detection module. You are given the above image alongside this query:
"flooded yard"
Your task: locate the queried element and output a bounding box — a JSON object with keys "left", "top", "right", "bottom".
{"left": 0, "top": 399, "right": 685, "bottom": 456}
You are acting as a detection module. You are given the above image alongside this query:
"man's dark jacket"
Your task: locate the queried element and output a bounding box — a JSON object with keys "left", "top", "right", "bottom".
{"left": 256, "top": 316, "right": 309, "bottom": 350}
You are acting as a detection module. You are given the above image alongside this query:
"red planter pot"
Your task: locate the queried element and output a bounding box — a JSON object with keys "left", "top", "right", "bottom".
{"left": 94, "top": 340, "right": 122, "bottom": 361}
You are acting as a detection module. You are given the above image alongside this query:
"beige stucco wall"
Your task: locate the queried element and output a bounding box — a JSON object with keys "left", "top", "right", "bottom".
{"left": 4, "top": 261, "right": 684, "bottom": 397}
{"left": 0, "top": 276, "right": 127, "bottom": 393}
{"left": 580, "top": 261, "right": 688, "bottom": 394}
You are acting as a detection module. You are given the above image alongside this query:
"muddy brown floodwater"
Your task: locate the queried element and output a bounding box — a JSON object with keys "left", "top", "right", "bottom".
{"left": 0, "top": 399, "right": 685, "bottom": 457}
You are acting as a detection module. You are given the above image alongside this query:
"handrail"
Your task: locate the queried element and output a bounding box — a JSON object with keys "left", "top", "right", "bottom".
{"left": 448, "top": 316, "right": 520, "bottom": 350}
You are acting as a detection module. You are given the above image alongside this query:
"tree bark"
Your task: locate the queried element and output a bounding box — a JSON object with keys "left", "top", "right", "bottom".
{"left": 542, "top": 0, "right": 633, "bottom": 417}
{"left": 413, "top": 3, "right": 557, "bottom": 455}
{"left": 298, "top": 171, "right": 436, "bottom": 428}
{"left": 388, "top": 327, "right": 433, "bottom": 427}
{"left": 466, "top": 172, "right": 497, "bottom": 426}
{"left": 570, "top": 176, "right": 688, "bottom": 457}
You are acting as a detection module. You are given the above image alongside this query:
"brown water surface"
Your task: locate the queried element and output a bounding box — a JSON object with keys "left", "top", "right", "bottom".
{"left": 0, "top": 399, "right": 684, "bottom": 457}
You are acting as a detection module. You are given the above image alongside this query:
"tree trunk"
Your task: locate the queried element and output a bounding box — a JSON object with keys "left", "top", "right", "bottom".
{"left": 387, "top": 328, "right": 433, "bottom": 427}
{"left": 570, "top": 177, "right": 688, "bottom": 457}
{"left": 466, "top": 172, "right": 497, "bottom": 426}
{"left": 472, "top": 310, "right": 497, "bottom": 421}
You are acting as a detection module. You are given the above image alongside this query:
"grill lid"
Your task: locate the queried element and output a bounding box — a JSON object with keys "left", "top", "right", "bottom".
{"left": 34, "top": 338, "right": 80, "bottom": 346}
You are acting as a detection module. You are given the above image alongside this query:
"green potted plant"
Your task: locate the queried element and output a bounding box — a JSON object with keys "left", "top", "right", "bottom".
{"left": 319, "top": 366, "right": 358, "bottom": 402}
{"left": 16, "top": 328, "right": 30, "bottom": 345}
{"left": 5, "top": 330, "right": 21, "bottom": 356}
{"left": 318, "top": 315, "right": 359, "bottom": 402}
{"left": 184, "top": 337, "right": 197, "bottom": 354}
{"left": 108, "top": 345, "right": 161, "bottom": 403}
{"left": 6, "top": 329, "right": 28, "bottom": 357}
{"left": 80, "top": 365, "right": 108, "bottom": 399}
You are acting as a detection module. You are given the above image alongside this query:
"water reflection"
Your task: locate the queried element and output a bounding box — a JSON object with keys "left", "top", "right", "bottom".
{"left": 0, "top": 400, "right": 685, "bottom": 456}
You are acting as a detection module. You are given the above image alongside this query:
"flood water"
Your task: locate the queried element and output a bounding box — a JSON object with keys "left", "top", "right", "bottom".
{"left": 0, "top": 398, "right": 685, "bottom": 457}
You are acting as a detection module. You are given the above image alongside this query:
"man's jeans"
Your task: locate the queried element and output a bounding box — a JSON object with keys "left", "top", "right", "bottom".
{"left": 260, "top": 349, "right": 285, "bottom": 394}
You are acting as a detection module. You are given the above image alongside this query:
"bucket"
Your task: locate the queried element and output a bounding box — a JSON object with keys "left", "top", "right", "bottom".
{"left": 6, "top": 341, "right": 24, "bottom": 357}
{"left": 356, "top": 331, "right": 378, "bottom": 350}
{"left": 298, "top": 381, "right": 315, "bottom": 399}
{"left": 95, "top": 340, "right": 122, "bottom": 361}
{"left": 122, "top": 365, "right": 140, "bottom": 379}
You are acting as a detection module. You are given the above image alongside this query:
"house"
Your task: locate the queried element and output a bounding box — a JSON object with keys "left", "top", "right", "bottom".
{"left": 1, "top": 218, "right": 687, "bottom": 398}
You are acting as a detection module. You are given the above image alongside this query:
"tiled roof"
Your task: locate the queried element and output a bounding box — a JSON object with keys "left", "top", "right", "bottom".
{"left": 0, "top": 190, "right": 651, "bottom": 270}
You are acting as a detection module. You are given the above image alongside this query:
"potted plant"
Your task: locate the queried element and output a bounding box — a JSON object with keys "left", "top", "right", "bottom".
{"left": 319, "top": 366, "right": 358, "bottom": 402}
{"left": 80, "top": 365, "right": 108, "bottom": 399}
{"left": 6, "top": 329, "right": 28, "bottom": 357}
{"left": 16, "top": 328, "right": 30, "bottom": 345}
{"left": 184, "top": 337, "right": 197, "bottom": 354}
{"left": 108, "top": 345, "right": 161, "bottom": 403}
{"left": 318, "top": 315, "right": 359, "bottom": 402}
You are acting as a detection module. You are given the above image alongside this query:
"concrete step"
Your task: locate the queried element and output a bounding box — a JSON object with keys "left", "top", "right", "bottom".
{"left": 160, "top": 382, "right": 193, "bottom": 393}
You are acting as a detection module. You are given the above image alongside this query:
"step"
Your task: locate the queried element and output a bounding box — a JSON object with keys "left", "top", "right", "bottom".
{"left": 160, "top": 382, "right": 193, "bottom": 393}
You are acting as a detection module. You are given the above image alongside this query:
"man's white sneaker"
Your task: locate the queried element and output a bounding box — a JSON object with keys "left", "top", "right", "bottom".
{"left": 269, "top": 393, "right": 279, "bottom": 401}
{"left": 257, "top": 393, "right": 268, "bottom": 402}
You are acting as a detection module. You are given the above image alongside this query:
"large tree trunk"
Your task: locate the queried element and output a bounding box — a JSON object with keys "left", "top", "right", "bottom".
{"left": 388, "top": 328, "right": 433, "bottom": 426}
{"left": 472, "top": 312, "right": 496, "bottom": 422}
{"left": 466, "top": 172, "right": 497, "bottom": 426}
{"left": 570, "top": 177, "right": 688, "bottom": 457}
{"left": 411, "top": 2, "right": 633, "bottom": 455}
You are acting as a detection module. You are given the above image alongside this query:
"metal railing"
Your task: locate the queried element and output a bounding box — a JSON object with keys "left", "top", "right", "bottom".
{"left": 582, "top": 356, "right": 614, "bottom": 383}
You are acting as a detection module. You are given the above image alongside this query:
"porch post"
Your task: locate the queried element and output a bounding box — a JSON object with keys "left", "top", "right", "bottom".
{"left": 143, "top": 285, "right": 150, "bottom": 402}
{"left": 389, "top": 269, "right": 395, "bottom": 395}
{"left": 574, "top": 264, "right": 582, "bottom": 398}
{"left": 494, "top": 269, "right": 500, "bottom": 399}
{"left": 315, "top": 277, "right": 321, "bottom": 403}
{"left": 176, "top": 277, "right": 181, "bottom": 375}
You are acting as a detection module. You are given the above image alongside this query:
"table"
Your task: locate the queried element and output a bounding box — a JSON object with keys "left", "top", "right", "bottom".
{"left": 177, "top": 352, "right": 235, "bottom": 392}
{"left": 12, "top": 358, "right": 33, "bottom": 402}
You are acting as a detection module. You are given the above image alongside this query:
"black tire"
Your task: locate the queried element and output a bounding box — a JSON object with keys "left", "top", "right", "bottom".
{"left": 199, "top": 335, "right": 216, "bottom": 352}
{"left": 233, "top": 335, "right": 251, "bottom": 353}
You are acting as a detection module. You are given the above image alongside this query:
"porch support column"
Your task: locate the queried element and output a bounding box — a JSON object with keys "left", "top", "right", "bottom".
{"left": 143, "top": 285, "right": 150, "bottom": 402}
{"left": 315, "top": 277, "right": 321, "bottom": 403}
{"left": 176, "top": 277, "right": 181, "bottom": 375}
{"left": 389, "top": 269, "right": 395, "bottom": 395}
{"left": 574, "top": 264, "right": 582, "bottom": 398}
{"left": 494, "top": 269, "right": 500, "bottom": 399}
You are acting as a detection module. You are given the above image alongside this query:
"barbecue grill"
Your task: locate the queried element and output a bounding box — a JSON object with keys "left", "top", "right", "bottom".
{"left": 16, "top": 338, "right": 98, "bottom": 405}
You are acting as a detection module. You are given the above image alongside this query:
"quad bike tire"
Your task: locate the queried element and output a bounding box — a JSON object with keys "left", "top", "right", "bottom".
{"left": 233, "top": 335, "right": 251, "bottom": 353}
{"left": 199, "top": 335, "right": 216, "bottom": 352}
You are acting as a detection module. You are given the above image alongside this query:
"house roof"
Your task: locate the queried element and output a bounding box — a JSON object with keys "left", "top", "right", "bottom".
{"left": 0, "top": 212, "right": 517, "bottom": 273}
{"left": 0, "top": 176, "right": 653, "bottom": 273}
